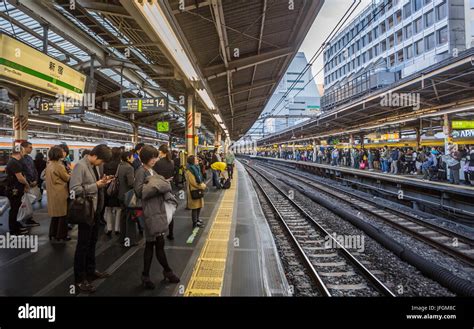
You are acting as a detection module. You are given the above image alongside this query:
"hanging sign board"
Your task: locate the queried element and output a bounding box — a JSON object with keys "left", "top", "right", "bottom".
{"left": 452, "top": 121, "right": 474, "bottom": 130}
{"left": 0, "top": 34, "right": 86, "bottom": 99}
{"left": 38, "top": 99, "right": 84, "bottom": 115}
{"left": 452, "top": 129, "right": 474, "bottom": 138}
{"left": 120, "top": 97, "right": 168, "bottom": 113}
{"left": 194, "top": 112, "right": 201, "bottom": 128}
{"left": 156, "top": 121, "right": 169, "bottom": 133}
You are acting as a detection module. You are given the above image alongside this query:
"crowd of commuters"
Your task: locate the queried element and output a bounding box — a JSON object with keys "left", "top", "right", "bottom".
{"left": 3, "top": 140, "right": 236, "bottom": 293}
{"left": 259, "top": 144, "right": 474, "bottom": 185}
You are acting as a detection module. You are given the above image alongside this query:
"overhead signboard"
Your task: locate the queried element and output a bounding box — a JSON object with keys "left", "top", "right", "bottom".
{"left": 452, "top": 121, "right": 474, "bottom": 130}
{"left": 0, "top": 34, "right": 86, "bottom": 99}
{"left": 156, "top": 121, "right": 169, "bottom": 133}
{"left": 120, "top": 97, "right": 168, "bottom": 113}
{"left": 452, "top": 129, "right": 474, "bottom": 138}
{"left": 195, "top": 112, "right": 201, "bottom": 128}
{"left": 38, "top": 99, "right": 84, "bottom": 115}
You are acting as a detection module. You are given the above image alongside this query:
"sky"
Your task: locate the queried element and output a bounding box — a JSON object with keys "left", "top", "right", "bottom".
{"left": 299, "top": 0, "right": 373, "bottom": 86}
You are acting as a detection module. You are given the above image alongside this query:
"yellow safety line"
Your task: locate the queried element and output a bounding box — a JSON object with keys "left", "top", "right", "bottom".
{"left": 184, "top": 171, "right": 237, "bottom": 296}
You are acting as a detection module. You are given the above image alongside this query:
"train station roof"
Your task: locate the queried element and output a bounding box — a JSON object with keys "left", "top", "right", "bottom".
{"left": 2, "top": 0, "right": 324, "bottom": 140}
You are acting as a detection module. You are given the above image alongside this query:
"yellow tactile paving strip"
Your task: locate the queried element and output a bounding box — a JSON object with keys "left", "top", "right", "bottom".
{"left": 184, "top": 171, "right": 237, "bottom": 296}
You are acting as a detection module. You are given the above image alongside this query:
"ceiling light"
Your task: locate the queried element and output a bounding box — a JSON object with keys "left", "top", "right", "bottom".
{"left": 136, "top": 1, "right": 199, "bottom": 81}
{"left": 70, "top": 125, "right": 100, "bottom": 132}
{"left": 28, "top": 119, "right": 62, "bottom": 126}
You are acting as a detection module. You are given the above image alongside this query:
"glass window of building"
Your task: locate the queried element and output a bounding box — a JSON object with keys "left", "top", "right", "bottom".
{"left": 374, "top": 44, "right": 379, "bottom": 56}
{"left": 395, "top": 10, "right": 402, "bottom": 25}
{"left": 405, "top": 45, "right": 414, "bottom": 59}
{"left": 368, "top": 31, "right": 372, "bottom": 43}
{"left": 388, "top": 35, "right": 395, "bottom": 47}
{"left": 413, "top": 0, "right": 423, "bottom": 12}
{"left": 414, "top": 17, "right": 423, "bottom": 34}
{"left": 425, "top": 33, "right": 435, "bottom": 51}
{"left": 387, "top": 16, "right": 394, "bottom": 30}
{"left": 436, "top": 1, "right": 447, "bottom": 20}
{"left": 405, "top": 24, "right": 413, "bottom": 39}
{"left": 437, "top": 26, "right": 448, "bottom": 45}
{"left": 388, "top": 54, "right": 395, "bottom": 67}
{"left": 403, "top": 3, "right": 412, "bottom": 18}
{"left": 424, "top": 0, "right": 432, "bottom": 5}
{"left": 415, "top": 39, "right": 424, "bottom": 55}
{"left": 380, "top": 21, "right": 386, "bottom": 34}
{"left": 424, "top": 10, "right": 434, "bottom": 28}
{"left": 381, "top": 39, "right": 387, "bottom": 51}
{"left": 396, "top": 30, "right": 403, "bottom": 44}
{"left": 373, "top": 27, "right": 379, "bottom": 39}
{"left": 397, "top": 49, "right": 404, "bottom": 63}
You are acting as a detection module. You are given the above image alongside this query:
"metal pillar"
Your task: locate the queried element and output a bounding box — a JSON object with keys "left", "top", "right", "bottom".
{"left": 443, "top": 114, "right": 451, "bottom": 155}
{"left": 131, "top": 114, "right": 138, "bottom": 145}
{"left": 415, "top": 126, "right": 421, "bottom": 150}
{"left": 186, "top": 90, "right": 195, "bottom": 156}
{"left": 349, "top": 134, "right": 354, "bottom": 148}
{"left": 42, "top": 24, "right": 49, "bottom": 54}
{"left": 12, "top": 90, "right": 32, "bottom": 145}
{"left": 312, "top": 140, "right": 317, "bottom": 162}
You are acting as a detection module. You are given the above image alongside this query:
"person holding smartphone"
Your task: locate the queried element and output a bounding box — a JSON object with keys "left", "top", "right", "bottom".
{"left": 70, "top": 144, "right": 113, "bottom": 293}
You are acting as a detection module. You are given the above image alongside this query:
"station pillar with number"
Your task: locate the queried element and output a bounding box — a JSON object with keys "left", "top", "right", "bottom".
{"left": 186, "top": 91, "right": 195, "bottom": 156}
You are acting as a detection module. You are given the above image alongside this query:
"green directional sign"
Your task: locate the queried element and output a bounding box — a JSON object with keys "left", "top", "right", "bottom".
{"left": 157, "top": 121, "right": 169, "bottom": 133}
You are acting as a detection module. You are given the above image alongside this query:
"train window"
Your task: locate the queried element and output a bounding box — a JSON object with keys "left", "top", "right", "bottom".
{"left": 0, "top": 149, "right": 12, "bottom": 166}
{"left": 69, "top": 150, "right": 75, "bottom": 162}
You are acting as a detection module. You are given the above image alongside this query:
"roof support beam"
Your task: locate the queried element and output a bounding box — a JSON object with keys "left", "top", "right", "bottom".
{"left": 214, "top": 79, "right": 275, "bottom": 99}
{"left": 205, "top": 48, "right": 293, "bottom": 80}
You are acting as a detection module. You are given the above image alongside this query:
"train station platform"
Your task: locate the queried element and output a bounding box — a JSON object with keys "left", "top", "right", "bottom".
{"left": 248, "top": 156, "right": 474, "bottom": 218}
{"left": 0, "top": 162, "right": 288, "bottom": 297}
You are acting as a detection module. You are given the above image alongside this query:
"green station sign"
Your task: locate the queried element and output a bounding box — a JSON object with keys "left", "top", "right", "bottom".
{"left": 452, "top": 121, "right": 474, "bottom": 129}
{"left": 157, "top": 121, "right": 169, "bottom": 133}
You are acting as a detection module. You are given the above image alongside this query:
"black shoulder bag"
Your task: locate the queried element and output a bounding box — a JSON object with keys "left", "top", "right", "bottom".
{"left": 67, "top": 185, "right": 95, "bottom": 226}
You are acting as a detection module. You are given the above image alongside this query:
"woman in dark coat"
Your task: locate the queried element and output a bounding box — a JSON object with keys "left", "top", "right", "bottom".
{"left": 103, "top": 147, "right": 122, "bottom": 235}
{"left": 135, "top": 145, "right": 179, "bottom": 289}
{"left": 153, "top": 144, "right": 176, "bottom": 240}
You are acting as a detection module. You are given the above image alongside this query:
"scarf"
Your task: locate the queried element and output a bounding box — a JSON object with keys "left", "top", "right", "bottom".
{"left": 188, "top": 164, "right": 203, "bottom": 184}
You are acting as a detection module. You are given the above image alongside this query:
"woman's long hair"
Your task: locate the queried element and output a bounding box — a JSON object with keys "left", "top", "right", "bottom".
{"left": 159, "top": 144, "right": 172, "bottom": 162}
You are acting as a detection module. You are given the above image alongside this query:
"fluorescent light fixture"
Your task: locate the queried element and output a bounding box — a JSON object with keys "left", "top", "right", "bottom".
{"left": 197, "top": 89, "right": 216, "bottom": 110}
{"left": 137, "top": 1, "right": 199, "bottom": 81}
{"left": 28, "top": 119, "right": 61, "bottom": 126}
{"left": 70, "top": 125, "right": 100, "bottom": 132}
{"left": 213, "top": 113, "right": 223, "bottom": 123}
{"left": 420, "top": 105, "right": 474, "bottom": 119}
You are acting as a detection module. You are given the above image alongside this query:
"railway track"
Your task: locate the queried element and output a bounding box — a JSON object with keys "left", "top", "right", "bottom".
{"left": 244, "top": 163, "right": 396, "bottom": 297}
{"left": 255, "top": 161, "right": 474, "bottom": 267}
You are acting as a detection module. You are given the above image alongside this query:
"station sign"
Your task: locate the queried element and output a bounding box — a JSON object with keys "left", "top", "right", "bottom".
{"left": 0, "top": 34, "right": 86, "bottom": 99}
{"left": 452, "top": 121, "right": 474, "bottom": 130}
{"left": 156, "top": 121, "right": 169, "bottom": 133}
{"left": 451, "top": 129, "right": 474, "bottom": 139}
{"left": 119, "top": 97, "right": 168, "bottom": 113}
{"left": 195, "top": 112, "right": 201, "bottom": 128}
{"left": 38, "top": 100, "right": 84, "bottom": 115}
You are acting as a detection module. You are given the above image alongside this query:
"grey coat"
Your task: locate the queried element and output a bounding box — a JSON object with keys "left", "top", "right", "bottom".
{"left": 70, "top": 157, "right": 105, "bottom": 214}
{"left": 117, "top": 161, "right": 134, "bottom": 202}
{"left": 141, "top": 174, "right": 177, "bottom": 239}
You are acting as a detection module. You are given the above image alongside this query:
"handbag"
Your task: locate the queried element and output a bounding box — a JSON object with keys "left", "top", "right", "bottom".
{"left": 106, "top": 163, "right": 120, "bottom": 197}
{"left": 190, "top": 189, "right": 204, "bottom": 200}
{"left": 67, "top": 186, "right": 95, "bottom": 226}
{"left": 124, "top": 189, "right": 142, "bottom": 209}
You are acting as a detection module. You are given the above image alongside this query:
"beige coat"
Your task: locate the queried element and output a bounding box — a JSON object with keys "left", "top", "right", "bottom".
{"left": 45, "top": 161, "right": 70, "bottom": 217}
{"left": 185, "top": 170, "right": 207, "bottom": 209}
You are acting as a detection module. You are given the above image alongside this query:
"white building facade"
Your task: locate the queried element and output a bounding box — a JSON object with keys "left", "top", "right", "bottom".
{"left": 322, "top": 0, "right": 471, "bottom": 111}
{"left": 249, "top": 52, "right": 320, "bottom": 139}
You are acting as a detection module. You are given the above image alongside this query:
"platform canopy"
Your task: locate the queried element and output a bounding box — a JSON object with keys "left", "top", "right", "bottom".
{"left": 4, "top": 0, "right": 323, "bottom": 140}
